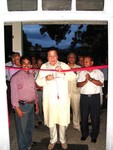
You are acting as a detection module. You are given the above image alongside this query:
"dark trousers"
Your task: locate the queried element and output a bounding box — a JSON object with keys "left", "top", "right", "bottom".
{"left": 102, "top": 81, "right": 108, "bottom": 109}
{"left": 15, "top": 103, "right": 35, "bottom": 150}
{"left": 80, "top": 94, "right": 100, "bottom": 139}
{"left": 6, "top": 80, "right": 12, "bottom": 114}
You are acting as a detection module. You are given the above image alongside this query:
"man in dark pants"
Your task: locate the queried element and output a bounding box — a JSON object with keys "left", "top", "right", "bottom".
{"left": 77, "top": 56, "right": 104, "bottom": 143}
{"left": 11, "top": 56, "right": 39, "bottom": 150}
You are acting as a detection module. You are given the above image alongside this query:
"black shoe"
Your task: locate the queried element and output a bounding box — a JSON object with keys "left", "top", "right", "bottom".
{"left": 28, "top": 142, "right": 37, "bottom": 150}
{"left": 81, "top": 137, "right": 87, "bottom": 141}
{"left": 38, "top": 121, "right": 43, "bottom": 125}
{"left": 91, "top": 138, "right": 97, "bottom": 143}
{"left": 32, "top": 142, "right": 37, "bottom": 145}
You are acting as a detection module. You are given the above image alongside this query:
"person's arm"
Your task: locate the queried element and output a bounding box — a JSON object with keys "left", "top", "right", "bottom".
{"left": 36, "top": 64, "right": 55, "bottom": 86}
{"left": 45, "top": 74, "right": 54, "bottom": 80}
{"left": 77, "top": 77, "right": 103, "bottom": 87}
{"left": 86, "top": 72, "right": 104, "bottom": 86}
{"left": 14, "top": 107, "right": 24, "bottom": 118}
{"left": 77, "top": 72, "right": 88, "bottom": 87}
{"left": 35, "top": 102, "right": 39, "bottom": 115}
{"left": 89, "top": 78, "right": 103, "bottom": 86}
{"left": 61, "top": 63, "right": 76, "bottom": 81}
{"left": 35, "top": 82, "right": 43, "bottom": 91}
{"left": 77, "top": 79, "right": 88, "bottom": 87}
{"left": 34, "top": 94, "right": 39, "bottom": 114}
{"left": 34, "top": 79, "right": 39, "bottom": 114}
{"left": 10, "top": 76, "right": 24, "bottom": 118}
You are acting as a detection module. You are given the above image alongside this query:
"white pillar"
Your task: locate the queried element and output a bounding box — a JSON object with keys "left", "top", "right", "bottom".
{"left": 12, "top": 22, "right": 22, "bottom": 55}
{"left": 38, "top": 0, "right": 42, "bottom": 11}
{"left": 104, "top": 0, "right": 112, "bottom": 13}
{"left": 0, "top": 0, "right": 8, "bottom": 13}
{"left": 0, "top": 21, "right": 10, "bottom": 150}
{"left": 71, "top": 0, "right": 76, "bottom": 11}
{"left": 106, "top": 16, "right": 113, "bottom": 150}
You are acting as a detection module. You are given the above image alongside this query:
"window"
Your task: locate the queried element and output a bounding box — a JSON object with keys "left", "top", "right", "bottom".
{"left": 7, "top": 0, "right": 37, "bottom": 11}
{"left": 7, "top": 0, "right": 104, "bottom": 11}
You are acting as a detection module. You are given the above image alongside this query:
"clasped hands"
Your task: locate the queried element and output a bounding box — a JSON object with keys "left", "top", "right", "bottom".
{"left": 85, "top": 73, "right": 93, "bottom": 82}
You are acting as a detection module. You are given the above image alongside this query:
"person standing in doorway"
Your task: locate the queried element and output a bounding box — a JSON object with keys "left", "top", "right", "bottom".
{"left": 36, "top": 47, "right": 76, "bottom": 150}
{"left": 77, "top": 56, "right": 104, "bottom": 143}
{"left": 35, "top": 58, "right": 44, "bottom": 126}
{"left": 67, "top": 52, "right": 81, "bottom": 131}
{"left": 10, "top": 56, "right": 39, "bottom": 150}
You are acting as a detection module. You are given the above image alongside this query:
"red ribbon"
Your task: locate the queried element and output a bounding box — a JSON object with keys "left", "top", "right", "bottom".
{"left": 5, "top": 65, "right": 108, "bottom": 73}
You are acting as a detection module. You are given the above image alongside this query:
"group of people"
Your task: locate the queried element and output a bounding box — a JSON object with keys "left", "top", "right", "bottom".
{"left": 5, "top": 47, "right": 105, "bottom": 150}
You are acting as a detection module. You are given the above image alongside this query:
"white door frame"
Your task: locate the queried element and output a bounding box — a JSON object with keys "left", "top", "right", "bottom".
{"left": 0, "top": 0, "right": 113, "bottom": 149}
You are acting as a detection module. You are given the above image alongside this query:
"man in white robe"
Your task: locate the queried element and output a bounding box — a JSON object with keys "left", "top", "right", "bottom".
{"left": 36, "top": 47, "right": 76, "bottom": 150}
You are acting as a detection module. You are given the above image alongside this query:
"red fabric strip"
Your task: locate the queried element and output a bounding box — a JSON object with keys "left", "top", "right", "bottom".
{"left": 5, "top": 65, "right": 108, "bottom": 73}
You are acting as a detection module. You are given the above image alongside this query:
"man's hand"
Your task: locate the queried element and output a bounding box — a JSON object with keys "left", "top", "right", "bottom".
{"left": 15, "top": 107, "right": 24, "bottom": 118}
{"left": 32, "top": 70, "right": 36, "bottom": 77}
{"left": 85, "top": 73, "right": 91, "bottom": 81}
{"left": 35, "top": 103, "right": 39, "bottom": 115}
{"left": 46, "top": 74, "right": 54, "bottom": 80}
{"left": 86, "top": 73, "right": 94, "bottom": 81}
{"left": 55, "top": 66, "right": 63, "bottom": 71}
{"left": 55, "top": 66, "right": 65, "bottom": 77}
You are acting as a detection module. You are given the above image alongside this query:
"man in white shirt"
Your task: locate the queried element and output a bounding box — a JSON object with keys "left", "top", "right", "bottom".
{"left": 77, "top": 56, "right": 104, "bottom": 143}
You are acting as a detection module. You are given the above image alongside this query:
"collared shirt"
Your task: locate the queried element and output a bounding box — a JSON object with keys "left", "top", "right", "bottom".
{"left": 5, "top": 61, "right": 13, "bottom": 81}
{"left": 68, "top": 64, "right": 81, "bottom": 94}
{"left": 77, "top": 69, "right": 104, "bottom": 94}
{"left": 11, "top": 70, "right": 38, "bottom": 107}
{"left": 9, "top": 64, "right": 21, "bottom": 79}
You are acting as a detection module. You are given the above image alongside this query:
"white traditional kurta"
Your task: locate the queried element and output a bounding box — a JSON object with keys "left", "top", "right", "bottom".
{"left": 36, "top": 61, "right": 76, "bottom": 128}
